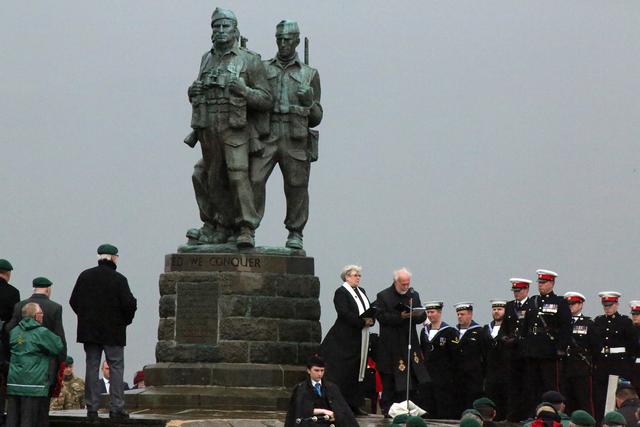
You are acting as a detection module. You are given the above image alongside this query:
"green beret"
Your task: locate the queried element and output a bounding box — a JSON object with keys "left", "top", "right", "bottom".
{"left": 392, "top": 414, "right": 409, "bottom": 424}
{"left": 0, "top": 259, "right": 13, "bottom": 271}
{"left": 571, "top": 410, "right": 596, "bottom": 427}
{"left": 462, "top": 408, "right": 482, "bottom": 418}
{"left": 460, "top": 418, "right": 482, "bottom": 427}
{"left": 32, "top": 276, "right": 53, "bottom": 287}
{"left": 65, "top": 355, "right": 74, "bottom": 365}
{"left": 97, "top": 243, "right": 118, "bottom": 255}
{"left": 473, "top": 397, "right": 496, "bottom": 409}
{"left": 603, "top": 411, "right": 626, "bottom": 426}
{"left": 406, "top": 415, "right": 427, "bottom": 427}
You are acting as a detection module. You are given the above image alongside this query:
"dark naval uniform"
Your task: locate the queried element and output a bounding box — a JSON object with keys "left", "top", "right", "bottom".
{"left": 561, "top": 314, "right": 598, "bottom": 415}
{"left": 520, "top": 292, "right": 571, "bottom": 415}
{"left": 374, "top": 285, "right": 428, "bottom": 415}
{"left": 284, "top": 378, "right": 358, "bottom": 427}
{"left": 484, "top": 320, "right": 510, "bottom": 420}
{"left": 454, "top": 321, "right": 490, "bottom": 415}
{"left": 592, "top": 312, "right": 638, "bottom": 421}
{"left": 501, "top": 297, "right": 531, "bottom": 422}
{"left": 632, "top": 323, "right": 640, "bottom": 395}
{"left": 420, "top": 321, "right": 459, "bottom": 419}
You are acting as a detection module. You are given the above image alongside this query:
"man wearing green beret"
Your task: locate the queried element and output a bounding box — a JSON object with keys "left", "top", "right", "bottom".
{"left": 49, "top": 355, "right": 85, "bottom": 411}
{"left": 602, "top": 410, "right": 627, "bottom": 427}
{"left": 70, "top": 244, "right": 137, "bottom": 420}
{"left": 569, "top": 409, "right": 596, "bottom": 427}
{"left": 0, "top": 258, "right": 20, "bottom": 425}
{"left": 6, "top": 275, "right": 67, "bottom": 405}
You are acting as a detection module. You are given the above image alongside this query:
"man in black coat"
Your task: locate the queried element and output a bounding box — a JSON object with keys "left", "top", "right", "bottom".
{"left": 484, "top": 300, "right": 509, "bottom": 421}
{"left": 420, "top": 301, "right": 459, "bottom": 419}
{"left": 560, "top": 292, "right": 598, "bottom": 415}
{"left": 520, "top": 269, "right": 571, "bottom": 417}
{"left": 0, "top": 258, "right": 20, "bottom": 425}
{"left": 501, "top": 277, "right": 532, "bottom": 422}
{"left": 453, "top": 302, "right": 490, "bottom": 415}
{"left": 592, "top": 291, "right": 638, "bottom": 423}
{"left": 70, "top": 244, "right": 137, "bottom": 420}
{"left": 284, "top": 355, "right": 358, "bottom": 427}
{"left": 629, "top": 301, "right": 640, "bottom": 395}
{"left": 374, "top": 267, "right": 428, "bottom": 416}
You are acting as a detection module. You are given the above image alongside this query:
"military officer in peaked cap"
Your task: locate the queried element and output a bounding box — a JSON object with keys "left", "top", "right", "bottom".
{"left": 561, "top": 292, "right": 598, "bottom": 415}
{"left": 592, "top": 292, "right": 639, "bottom": 422}
{"left": 419, "top": 301, "right": 459, "bottom": 419}
{"left": 520, "top": 269, "right": 572, "bottom": 417}
{"left": 501, "top": 278, "right": 532, "bottom": 422}
{"left": 484, "top": 300, "right": 509, "bottom": 420}
{"left": 453, "top": 302, "right": 490, "bottom": 415}
{"left": 629, "top": 300, "right": 640, "bottom": 395}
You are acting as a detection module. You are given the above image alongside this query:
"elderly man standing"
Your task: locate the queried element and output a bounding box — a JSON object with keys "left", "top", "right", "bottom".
{"left": 374, "top": 268, "right": 428, "bottom": 417}
{"left": 186, "top": 8, "right": 272, "bottom": 247}
{"left": 0, "top": 259, "right": 20, "bottom": 425}
{"left": 6, "top": 302, "right": 63, "bottom": 427}
{"left": 70, "top": 244, "right": 137, "bottom": 420}
{"left": 251, "top": 19, "right": 323, "bottom": 249}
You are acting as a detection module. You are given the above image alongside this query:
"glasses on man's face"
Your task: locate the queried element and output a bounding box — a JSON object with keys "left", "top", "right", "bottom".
{"left": 351, "top": 274, "right": 361, "bottom": 277}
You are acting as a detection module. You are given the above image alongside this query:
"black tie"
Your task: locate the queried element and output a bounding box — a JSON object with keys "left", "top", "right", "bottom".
{"left": 354, "top": 287, "right": 367, "bottom": 310}
{"left": 516, "top": 301, "right": 522, "bottom": 310}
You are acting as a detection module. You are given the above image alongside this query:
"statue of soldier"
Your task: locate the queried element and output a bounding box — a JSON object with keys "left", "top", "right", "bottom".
{"left": 251, "top": 20, "right": 323, "bottom": 249}
{"left": 186, "top": 8, "right": 272, "bottom": 248}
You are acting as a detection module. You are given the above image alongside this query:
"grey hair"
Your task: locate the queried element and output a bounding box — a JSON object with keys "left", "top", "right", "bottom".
{"left": 340, "top": 265, "right": 362, "bottom": 282}
{"left": 393, "top": 267, "right": 412, "bottom": 282}
{"left": 22, "top": 302, "right": 41, "bottom": 319}
{"left": 98, "top": 254, "right": 118, "bottom": 262}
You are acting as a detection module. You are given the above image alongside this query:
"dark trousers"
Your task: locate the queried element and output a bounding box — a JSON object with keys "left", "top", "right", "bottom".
{"left": 561, "top": 374, "right": 594, "bottom": 415}
{"left": 6, "top": 396, "right": 49, "bottom": 427}
{"left": 485, "top": 378, "right": 509, "bottom": 421}
{"left": 84, "top": 343, "right": 125, "bottom": 413}
{"left": 507, "top": 357, "right": 529, "bottom": 422}
{"left": 525, "top": 358, "right": 560, "bottom": 418}
{"left": 420, "top": 380, "right": 455, "bottom": 419}
{"left": 379, "top": 372, "right": 420, "bottom": 415}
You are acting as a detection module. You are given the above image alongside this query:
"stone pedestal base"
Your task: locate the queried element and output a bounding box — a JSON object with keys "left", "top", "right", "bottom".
{"left": 137, "top": 253, "right": 321, "bottom": 411}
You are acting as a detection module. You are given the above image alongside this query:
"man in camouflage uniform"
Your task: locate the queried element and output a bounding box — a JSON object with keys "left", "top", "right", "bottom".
{"left": 251, "top": 20, "right": 323, "bottom": 249}
{"left": 50, "top": 356, "right": 85, "bottom": 410}
{"left": 187, "top": 8, "right": 272, "bottom": 248}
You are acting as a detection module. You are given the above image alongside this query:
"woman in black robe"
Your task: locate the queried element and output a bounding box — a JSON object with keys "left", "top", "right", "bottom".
{"left": 320, "top": 265, "right": 375, "bottom": 416}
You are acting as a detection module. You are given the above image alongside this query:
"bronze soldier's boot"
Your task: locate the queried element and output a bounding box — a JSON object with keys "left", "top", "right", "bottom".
{"left": 285, "top": 231, "right": 303, "bottom": 249}
{"left": 236, "top": 227, "right": 255, "bottom": 248}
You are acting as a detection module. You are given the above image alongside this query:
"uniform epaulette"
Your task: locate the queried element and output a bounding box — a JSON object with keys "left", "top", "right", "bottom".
{"left": 240, "top": 46, "right": 261, "bottom": 59}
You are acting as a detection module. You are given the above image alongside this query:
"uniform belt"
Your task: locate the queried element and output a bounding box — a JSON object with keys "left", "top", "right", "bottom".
{"left": 601, "top": 347, "right": 626, "bottom": 354}
{"left": 636, "top": 357, "right": 640, "bottom": 363}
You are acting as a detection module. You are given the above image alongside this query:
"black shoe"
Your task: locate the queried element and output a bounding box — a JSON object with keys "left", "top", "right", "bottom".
{"left": 87, "top": 411, "right": 98, "bottom": 420}
{"left": 109, "top": 410, "right": 130, "bottom": 419}
{"left": 351, "top": 406, "right": 369, "bottom": 417}
{"left": 383, "top": 413, "right": 392, "bottom": 419}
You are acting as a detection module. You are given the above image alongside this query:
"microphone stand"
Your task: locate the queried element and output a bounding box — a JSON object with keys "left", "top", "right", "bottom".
{"left": 405, "top": 296, "right": 413, "bottom": 414}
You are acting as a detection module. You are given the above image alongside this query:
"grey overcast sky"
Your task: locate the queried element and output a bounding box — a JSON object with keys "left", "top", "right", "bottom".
{"left": 2, "top": 1, "right": 639, "bottom": 381}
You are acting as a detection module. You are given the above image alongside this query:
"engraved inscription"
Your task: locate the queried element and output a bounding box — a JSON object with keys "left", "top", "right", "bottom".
{"left": 175, "top": 282, "right": 218, "bottom": 344}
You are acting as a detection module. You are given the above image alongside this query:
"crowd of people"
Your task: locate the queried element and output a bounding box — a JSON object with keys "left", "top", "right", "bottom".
{"left": 0, "top": 244, "right": 138, "bottom": 427}
{"left": 297, "top": 265, "right": 640, "bottom": 427}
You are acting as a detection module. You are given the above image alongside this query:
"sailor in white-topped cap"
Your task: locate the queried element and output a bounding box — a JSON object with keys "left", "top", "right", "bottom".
{"left": 419, "top": 301, "right": 459, "bottom": 419}
{"left": 561, "top": 291, "right": 596, "bottom": 414}
{"left": 630, "top": 300, "right": 640, "bottom": 326}
{"left": 453, "top": 302, "right": 491, "bottom": 414}
{"left": 521, "top": 268, "right": 571, "bottom": 417}
{"left": 593, "top": 291, "right": 639, "bottom": 421}
{"left": 502, "top": 278, "right": 533, "bottom": 422}
{"left": 484, "top": 300, "right": 509, "bottom": 420}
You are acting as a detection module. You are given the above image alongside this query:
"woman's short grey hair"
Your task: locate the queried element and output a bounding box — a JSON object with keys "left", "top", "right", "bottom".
{"left": 340, "top": 265, "right": 362, "bottom": 282}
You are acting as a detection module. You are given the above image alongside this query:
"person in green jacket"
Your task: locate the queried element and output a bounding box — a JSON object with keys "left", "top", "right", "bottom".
{"left": 6, "top": 302, "right": 63, "bottom": 427}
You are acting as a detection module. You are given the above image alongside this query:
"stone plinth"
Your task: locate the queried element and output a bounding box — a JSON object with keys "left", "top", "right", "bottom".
{"left": 137, "top": 252, "right": 321, "bottom": 410}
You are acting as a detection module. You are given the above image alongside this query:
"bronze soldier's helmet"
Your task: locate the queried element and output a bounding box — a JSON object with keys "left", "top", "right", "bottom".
{"left": 211, "top": 7, "right": 237, "bottom": 24}
{"left": 275, "top": 20, "right": 299, "bottom": 36}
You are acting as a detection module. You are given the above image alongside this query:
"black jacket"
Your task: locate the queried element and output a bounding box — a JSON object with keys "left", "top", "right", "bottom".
{"left": 501, "top": 298, "right": 530, "bottom": 360}
{"left": 70, "top": 260, "right": 137, "bottom": 346}
{"left": 320, "top": 285, "right": 372, "bottom": 406}
{"left": 421, "top": 321, "right": 459, "bottom": 384}
{"left": 562, "top": 314, "right": 599, "bottom": 377}
{"left": 284, "top": 378, "right": 358, "bottom": 427}
{"left": 0, "top": 278, "right": 20, "bottom": 324}
{"left": 520, "top": 292, "right": 572, "bottom": 359}
{"left": 593, "top": 312, "right": 638, "bottom": 377}
{"left": 7, "top": 293, "right": 67, "bottom": 361}
{"left": 374, "top": 284, "right": 426, "bottom": 374}
{"left": 484, "top": 320, "right": 510, "bottom": 383}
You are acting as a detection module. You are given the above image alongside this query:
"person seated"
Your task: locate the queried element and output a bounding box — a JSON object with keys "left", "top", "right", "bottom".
{"left": 602, "top": 411, "right": 627, "bottom": 427}
{"left": 569, "top": 410, "right": 596, "bottom": 427}
{"left": 284, "top": 355, "right": 358, "bottom": 427}
{"left": 132, "top": 370, "right": 145, "bottom": 389}
{"left": 49, "top": 355, "right": 85, "bottom": 410}
{"left": 98, "top": 360, "right": 129, "bottom": 394}
{"left": 615, "top": 383, "right": 640, "bottom": 427}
